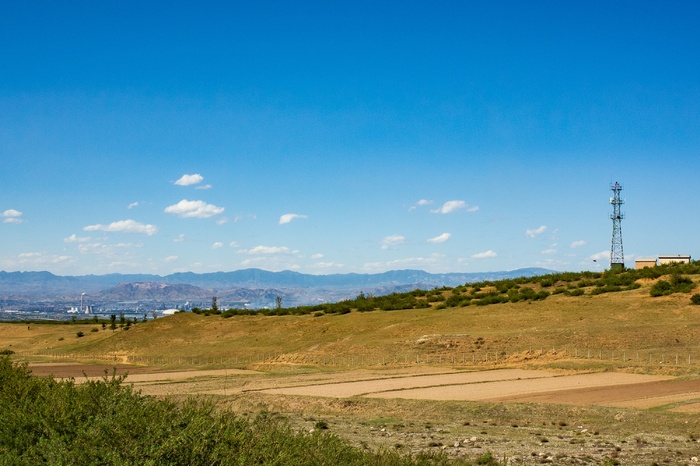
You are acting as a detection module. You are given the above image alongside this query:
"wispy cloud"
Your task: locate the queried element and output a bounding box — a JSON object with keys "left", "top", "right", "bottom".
{"left": 313, "top": 261, "right": 344, "bottom": 269}
{"left": 362, "top": 253, "right": 446, "bottom": 272}
{"left": 589, "top": 251, "right": 609, "bottom": 262}
{"left": 164, "top": 255, "right": 178, "bottom": 263}
{"left": 229, "top": 241, "right": 239, "bottom": 248}
{"left": 279, "top": 213, "right": 308, "bottom": 225}
{"left": 77, "top": 242, "right": 143, "bottom": 255}
{"left": 472, "top": 249, "right": 497, "bottom": 259}
{"left": 212, "top": 242, "right": 224, "bottom": 249}
{"left": 409, "top": 199, "right": 433, "bottom": 210}
{"left": 0, "top": 252, "right": 72, "bottom": 268}
{"left": 570, "top": 240, "right": 587, "bottom": 249}
{"left": 541, "top": 248, "right": 557, "bottom": 255}
{"left": 427, "top": 232, "right": 452, "bottom": 244}
{"left": 381, "top": 234, "right": 406, "bottom": 250}
{"left": 174, "top": 174, "right": 204, "bottom": 186}
{"left": 164, "top": 199, "right": 224, "bottom": 218}
{"left": 431, "top": 200, "right": 478, "bottom": 214}
{"left": 83, "top": 219, "right": 157, "bottom": 236}
{"left": 240, "top": 245, "right": 299, "bottom": 255}
{"left": 127, "top": 202, "right": 139, "bottom": 209}
{"left": 525, "top": 225, "right": 548, "bottom": 238}
{"left": 3, "top": 209, "right": 23, "bottom": 224}
{"left": 64, "top": 234, "right": 91, "bottom": 243}
{"left": 174, "top": 234, "right": 186, "bottom": 242}
{"left": 195, "top": 184, "right": 212, "bottom": 190}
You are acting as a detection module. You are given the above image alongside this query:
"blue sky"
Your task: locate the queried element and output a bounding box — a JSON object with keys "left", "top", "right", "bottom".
{"left": 1, "top": 1, "right": 699, "bottom": 276}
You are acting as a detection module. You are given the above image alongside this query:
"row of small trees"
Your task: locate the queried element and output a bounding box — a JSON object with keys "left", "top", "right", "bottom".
{"left": 188, "top": 262, "right": 700, "bottom": 317}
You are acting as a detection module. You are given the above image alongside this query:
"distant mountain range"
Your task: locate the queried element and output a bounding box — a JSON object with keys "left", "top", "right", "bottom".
{"left": 0, "top": 267, "right": 554, "bottom": 309}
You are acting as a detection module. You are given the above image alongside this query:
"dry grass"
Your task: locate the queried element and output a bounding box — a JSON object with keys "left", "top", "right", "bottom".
{"left": 4, "top": 278, "right": 700, "bottom": 464}
{"left": 4, "top": 280, "right": 700, "bottom": 374}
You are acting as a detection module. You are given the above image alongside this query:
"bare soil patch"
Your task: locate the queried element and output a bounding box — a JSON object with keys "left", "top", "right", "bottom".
{"left": 260, "top": 369, "right": 689, "bottom": 410}
{"left": 28, "top": 363, "right": 152, "bottom": 378}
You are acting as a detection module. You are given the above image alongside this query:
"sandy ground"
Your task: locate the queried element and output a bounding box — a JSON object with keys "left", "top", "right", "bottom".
{"left": 258, "top": 369, "right": 698, "bottom": 409}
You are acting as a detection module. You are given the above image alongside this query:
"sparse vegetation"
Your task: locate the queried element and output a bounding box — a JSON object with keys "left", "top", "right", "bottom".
{"left": 650, "top": 273, "right": 695, "bottom": 297}
{"left": 0, "top": 356, "right": 467, "bottom": 465}
{"left": 217, "top": 262, "right": 697, "bottom": 316}
{"left": 3, "top": 262, "right": 700, "bottom": 465}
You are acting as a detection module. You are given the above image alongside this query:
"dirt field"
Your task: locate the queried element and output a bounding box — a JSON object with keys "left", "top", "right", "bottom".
{"left": 26, "top": 362, "right": 700, "bottom": 464}
{"left": 33, "top": 362, "right": 700, "bottom": 411}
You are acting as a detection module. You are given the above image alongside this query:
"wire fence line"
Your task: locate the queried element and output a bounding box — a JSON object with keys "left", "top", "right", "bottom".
{"left": 12, "top": 348, "right": 700, "bottom": 369}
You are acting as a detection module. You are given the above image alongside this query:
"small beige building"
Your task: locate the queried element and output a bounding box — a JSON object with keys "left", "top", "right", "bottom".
{"left": 658, "top": 255, "right": 691, "bottom": 265}
{"left": 635, "top": 258, "right": 657, "bottom": 269}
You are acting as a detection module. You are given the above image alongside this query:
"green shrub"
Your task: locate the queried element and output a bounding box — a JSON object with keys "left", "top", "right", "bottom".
{"left": 0, "top": 356, "right": 461, "bottom": 465}
{"left": 650, "top": 275, "right": 695, "bottom": 297}
{"left": 650, "top": 280, "right": 672, "bottom": 297}
{"left": 691, "top": 294, "right": 700, "bottom": 305}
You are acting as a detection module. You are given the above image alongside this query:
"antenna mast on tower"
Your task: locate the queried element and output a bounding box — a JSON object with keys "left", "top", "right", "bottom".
{"left": 610, "top": 182, "right": 625, "bottom": 270}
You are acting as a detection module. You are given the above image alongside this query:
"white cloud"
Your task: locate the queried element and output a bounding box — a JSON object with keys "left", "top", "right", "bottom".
{"left": 174, "top": 234, "right": 186, "bottom": 242}
{"left": 431, "top": 200, "right": 478, "bottom": 214}
{"left": 77, "top": 241, "right": 142, "bottom": 255}
{"left": 64, "top": 234, "right": 91, "bottom": 243}
{"left": 229, "top": 241, "right": 240, "bottom": 248}
{"left": 541, "top": 248, "right": 557, "bottom": 255}
{"left": 127, "top": 202, "right": 139, "bottom": 209}
{"left": 409, "top": 199, "right": 433, "bottom": 210}
{"left": 472, "top": 250, "right": 497, "bottom": 259}
{"left": 313, "top": 261, "right": 344, "bottom": 269}
{"left": 427, "top": 232, "right": 452, "bottom": 244}
{"left": 525, "top": 225, "right": 548, "bottom": 238}
{"left": 3, "top": 209, "right": 22, "bottom": 217}
{"left": 1, "top": 252, "right": 73, "bottom": 268}
{"left": 279, "top": 213, "right": 308, "bottom": 225}
{"left": 381, "top": 234, "right": 406, "bottom": 250}
{"left": 570, "top": 240, "right": 587, "bottom": 249}
{"left": 3, "top": 209, "right": 23, "bottom": 223}
{"left": 83, "top": 219, "right": 157, "bottom": 236}
{"left": 164, "top": 255, "right": 178, "bottom": 263}
{"left": 241, "top": 245, "right": 298, "bottom": 255}
{"left": 362, "top": 254, "right": 446, "bottom": 273}
{"left": 195, "top": 184, "right": 212, "bottom": 190}
{"left": 589, "top": 251, "right": 609, "bottom": 263}
{"left": 311, "top": 253, "right": 324, "bottom": 259}
{"left": 164, "top": 199, "right": 224, "bottom": 218}
{"left": 174, "top": 174, "right": 204, "bottom": 186}
{"left": 212, "top": 242, "right": 224, "bottom": 249}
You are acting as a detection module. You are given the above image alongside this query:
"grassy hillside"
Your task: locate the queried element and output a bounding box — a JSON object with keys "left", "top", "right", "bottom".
{"left": 3, "top": 265, "right": 700, "bottom": 374}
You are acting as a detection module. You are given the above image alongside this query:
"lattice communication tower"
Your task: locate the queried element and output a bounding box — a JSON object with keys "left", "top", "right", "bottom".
{"left": 609, "top": 182, "right": 624, "bottom": 270}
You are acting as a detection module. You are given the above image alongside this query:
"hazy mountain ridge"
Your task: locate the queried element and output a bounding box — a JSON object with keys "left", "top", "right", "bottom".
{"left": 0, "top": 268, "right": 554, "bottom": 308}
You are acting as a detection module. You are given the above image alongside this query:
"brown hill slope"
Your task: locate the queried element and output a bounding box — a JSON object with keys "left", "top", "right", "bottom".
{"left": 3, "top": 278, "right": 700, "bottom": 374}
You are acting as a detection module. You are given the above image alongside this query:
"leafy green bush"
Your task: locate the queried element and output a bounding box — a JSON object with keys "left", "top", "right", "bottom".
{"left": 691, "top": 294, "right": 700, "bottom": 305}
{"left": 650, "top": 274, "right": 695, "bottom": 297}
{"left": 650, "top": 280, "right": 672, "bottom": 297}
{"left": 0, "top": 356, "right": 463, "bottom": 465}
